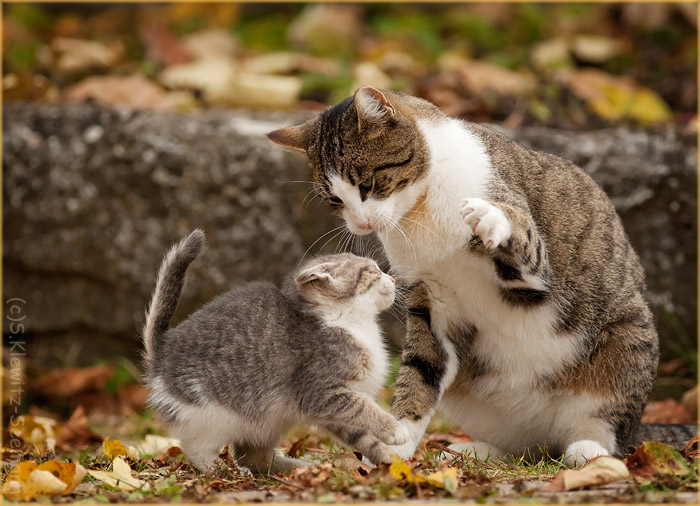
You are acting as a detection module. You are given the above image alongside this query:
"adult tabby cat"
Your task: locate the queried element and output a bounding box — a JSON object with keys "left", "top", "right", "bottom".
{"left": 268, "top": 87, "right": 659, "bottom": 466}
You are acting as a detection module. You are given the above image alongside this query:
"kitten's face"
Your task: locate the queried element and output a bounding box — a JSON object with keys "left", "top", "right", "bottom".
{"left": 269, "top": 88, "right": 433, "bottom": 236}
{"left": 295, "top": 253, "right": 396, "bottom": 312}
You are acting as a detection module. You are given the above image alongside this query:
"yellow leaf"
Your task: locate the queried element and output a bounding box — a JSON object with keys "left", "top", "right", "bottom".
{"left": 9, "top": 415, "right": 59, "bottom": 449}
{"left": 389, "top": 454, "right": 425, "bottom": 484}
{"left": 22, "top": 469, "right": 67, "bottom": 500}
{"left": 629, "top": 88, "right": 672, "bottom": 124}
{"left": 2, "top": 461, "right": 37, "bottom": 500}
{"left": 1, "top": 460, "right": 87, "bottom": 500}
{"left": 103, "top": 437, "right": 128, "bottom": 459}
{"left": 87, "top": 456, "right": 151, "bottom": 491}
{"left": 423, "top": 467, "right": 458, "bottom": 493}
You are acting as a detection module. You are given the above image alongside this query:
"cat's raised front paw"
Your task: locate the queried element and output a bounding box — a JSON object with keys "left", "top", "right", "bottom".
{"left": 460, "top": 198, "right": 512, "bottom": 250}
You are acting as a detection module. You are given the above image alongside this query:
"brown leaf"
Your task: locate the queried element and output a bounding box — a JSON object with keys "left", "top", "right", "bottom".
{"left": 64, "top": 75, "right": 195, "bottom": 111}
{"left": 624, "top": 442, "right": 691, "bottom": 483}
{"left": 32, "top": 364, "right": 114, "bottom": 398}
{"left": 680, "top": 385, "right": 698, "bottom": 418}
{"left": 118, "top": 383, "right": 149, "bottom": 411}
{"left": 680, "top": 437, "right": 698, "bottom": 462}
{"left": 55, "top": 406, "right": 102, "bottom": 452}
{"left": 332, "top": 452, "right": 373, "bottom": 475}
{"left": 139, "top": 21, "right": 192, "bottom": 66}
{"left": 156, "top": 446, "right": 183, "bottom": 464}
{"left": 642, "top": 399, "right": 694, "bottom": 424}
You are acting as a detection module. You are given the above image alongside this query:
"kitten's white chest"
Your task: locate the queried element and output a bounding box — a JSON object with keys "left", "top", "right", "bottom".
{"left": 345, "top": 319, "right": 389, "bottom": 398}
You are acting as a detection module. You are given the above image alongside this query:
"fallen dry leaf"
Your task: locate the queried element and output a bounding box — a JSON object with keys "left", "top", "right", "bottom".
{"left": 87, "top": 456, "right": 151, "bottom": 491}
{"left": 332, "top": 452, "right": 373, "bottom": 475}
{"left": 32, "top": 364, "right": 114, "bottom": 398}
{"left": 544, "top": 456, "right": 629, "bottom": 492}
{"left": 127, "top": 434, "right": 181, "bottom": 460}
{"left": 559, "top": 68, "right": 672, "bottom": 124}
{"left": 52, "top": 37, "right": 123, "bottom": 74}
{"left": 64, "top": 75, "right": 195, "bottom": 111}
{"left": 55, "top": 405, "right": 102, "bottom": 452}
{"left": 8, "top": 414, "right": 59, "bottom": 452}
{"left": 139, "top": 20, "right": 192, "bottom": 66}
{"left": 182, "top": 29, "right": 239, "bottom": 61}
{"left": 680, "top": 385, "right": 698, "bottom": 417}
{"left": 642, "top": 399, "right": 694, "bottom": 424}
{"left": 103, "top": 437, "right": 128, "bottom": 460}
{"left": 624, "top": 441, "right": 692, "bottom": 483}
{"left": 440, "top": 54, "right": 536, "bottom": 97}
{"left": 680, "top": 437, "right": 698, "bottom": 462}
{"left": 2, "top": 460, "right": 87, "bottom": 501}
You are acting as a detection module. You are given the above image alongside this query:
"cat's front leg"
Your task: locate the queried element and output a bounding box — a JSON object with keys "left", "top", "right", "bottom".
{"left": 390, "top": 283, "right": 459, "bottom": 459}
{"left": 461, "top": 198, "right": 551, "bottom": 294}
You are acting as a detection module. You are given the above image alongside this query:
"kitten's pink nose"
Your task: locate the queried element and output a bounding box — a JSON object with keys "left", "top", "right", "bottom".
{"left": 389, "top": 276, "right": 395, "bottom": 284}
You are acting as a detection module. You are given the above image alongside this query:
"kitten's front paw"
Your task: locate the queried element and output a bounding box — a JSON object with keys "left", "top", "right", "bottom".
{"left": 386, "top": 423, "right": 410, "bottom": 446}
{"left": 386, "top": 438, "right": 419, "bottom": 460}
{"left": 461, "top": 198, "right": 512, "bottom": 250}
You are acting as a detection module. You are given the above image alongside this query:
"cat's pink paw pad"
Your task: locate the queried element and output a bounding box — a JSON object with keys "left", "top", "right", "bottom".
{"left": 460, "top": 198, "right": 512, "bottom": 249}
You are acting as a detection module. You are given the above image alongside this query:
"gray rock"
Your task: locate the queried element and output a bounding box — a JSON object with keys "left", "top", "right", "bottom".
{"left": 2, "top": 103, "right": 696, "bottom": 365}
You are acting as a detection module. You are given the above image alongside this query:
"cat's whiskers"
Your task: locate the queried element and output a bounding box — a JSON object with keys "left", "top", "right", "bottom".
{"left": 385, "top": 215, "right": 418, "bottom": 265}
{"left": 300, "top": 224, "right": 348, "bottom": 265}
{"left": 399, "top": 215, "right": 439, "bottom": 239}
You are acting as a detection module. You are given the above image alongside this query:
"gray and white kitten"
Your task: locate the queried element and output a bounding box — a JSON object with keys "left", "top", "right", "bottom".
{"left": 268, "top": 87, "right": 660, "bottom": 466}
{"left": 142, "top": 229, "right": 408, "bottom": 472}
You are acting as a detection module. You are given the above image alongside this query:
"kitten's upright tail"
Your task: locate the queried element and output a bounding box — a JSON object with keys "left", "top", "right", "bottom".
{"left": 143, "top": 229, "right": 205, "bottom": 362}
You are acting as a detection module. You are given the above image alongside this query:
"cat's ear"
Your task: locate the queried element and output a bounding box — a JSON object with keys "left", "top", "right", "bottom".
{"left": 267, "top": 121, "right": 311, "bottom": 153}
{"left": 354, "top": 86, "right": 396, "bottom": 131}
{"left": 295, "top": 263, "right": 335, "bottom": 285}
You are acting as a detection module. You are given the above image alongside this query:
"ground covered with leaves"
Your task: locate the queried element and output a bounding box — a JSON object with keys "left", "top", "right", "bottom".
{"left": 3, "top": 3, "right": 697, "bottom": 130}
{"left": 2, "top": 360, "right": 698, "bottom": 503}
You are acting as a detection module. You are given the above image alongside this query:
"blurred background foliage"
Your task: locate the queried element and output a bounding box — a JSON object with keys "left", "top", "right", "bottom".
{"left": 3, "top": 2, "right": 697, "bottom": 129}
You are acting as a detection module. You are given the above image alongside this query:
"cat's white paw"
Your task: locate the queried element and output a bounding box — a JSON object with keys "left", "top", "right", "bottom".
{"left": 563, "top": 440, "right": 609, "bottom": 467}
{"left": 460, "top": 198, "right": 512, "bottom": 250}
{"left": 387, "top": 423, "right": 411, "bottom": 446}
{"left": 386, "top": 438, "right": 419, "bottom": 460}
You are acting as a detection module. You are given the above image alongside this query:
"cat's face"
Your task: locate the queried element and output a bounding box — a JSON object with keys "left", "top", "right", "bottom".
{"left": 295, "top": 253, "right": 396, "bottom": 312}
{"left": 269, "top": 87, "right": 433, "bottom": 236}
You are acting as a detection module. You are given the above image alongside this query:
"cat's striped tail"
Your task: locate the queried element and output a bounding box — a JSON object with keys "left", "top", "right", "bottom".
{"left": 143, "top": 229, "right": 205, "bottom": 362}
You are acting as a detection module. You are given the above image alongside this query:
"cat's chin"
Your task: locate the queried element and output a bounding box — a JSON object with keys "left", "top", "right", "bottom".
{"left": 346, "top": 224, "right": 375, "bottom": 236}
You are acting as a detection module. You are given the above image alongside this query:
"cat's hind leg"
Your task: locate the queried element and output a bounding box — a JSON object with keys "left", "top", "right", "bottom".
{"left": 233, "top": 443, "right": 276, "bottom": 474}
{"left": 176, "top": 421, "right": 228, "bottom": 472}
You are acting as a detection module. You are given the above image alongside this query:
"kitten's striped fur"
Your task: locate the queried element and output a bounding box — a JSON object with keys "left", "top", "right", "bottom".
{"left": 143, "top": 230, "right": 405, "bottom": 472}
{"left": 268, "top": 87, "right": 660, "bottom": 466}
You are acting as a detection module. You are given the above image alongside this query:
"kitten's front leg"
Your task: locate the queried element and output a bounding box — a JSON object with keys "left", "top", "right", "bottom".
{"left": 390, "top": 283, "right": 459, "bottom": 459}
{"left": 461, "top": 198, "right": 551, "bottom": 294}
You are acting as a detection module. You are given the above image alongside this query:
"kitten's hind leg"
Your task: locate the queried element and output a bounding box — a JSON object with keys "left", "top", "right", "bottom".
{"left": 461, "top": 198, "right": 551, "bottom": 294}
{"left": 233, "top": 443, "right": 276, "bottom": 474}
{"left": 176, "top": 425, "right": 225, "bottom": 472}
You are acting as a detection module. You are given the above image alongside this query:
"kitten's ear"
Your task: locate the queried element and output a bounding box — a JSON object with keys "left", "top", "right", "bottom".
{"left": 354, "top": 86, "right": 396, "bottom": 131}
{"left": 267, "top": 121, "right": 311, "bottom": 153}
{"left": 295, "top": 263, "right": 335, "bottom": 286}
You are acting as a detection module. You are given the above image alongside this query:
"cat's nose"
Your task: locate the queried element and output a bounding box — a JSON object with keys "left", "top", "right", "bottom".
{"left": 389, "top": 276, "right": 395, "bottom": 284}
{"left": 356, "top": 219, "right": 372, "bottom": 230}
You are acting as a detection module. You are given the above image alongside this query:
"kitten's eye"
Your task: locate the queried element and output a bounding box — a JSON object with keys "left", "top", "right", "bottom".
{"left": 358, "top": 178, "right": 373, "bottom": 192}
{"left": 329, "top": 196, "right": 343, "bottom": 205}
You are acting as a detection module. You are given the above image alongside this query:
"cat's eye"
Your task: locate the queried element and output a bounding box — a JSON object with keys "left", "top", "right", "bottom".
{"left": 359, "top": 178, "right": 373, "bottom": 192}
{"left": 329, "top": 196, "right": 343, "bottom": 205}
